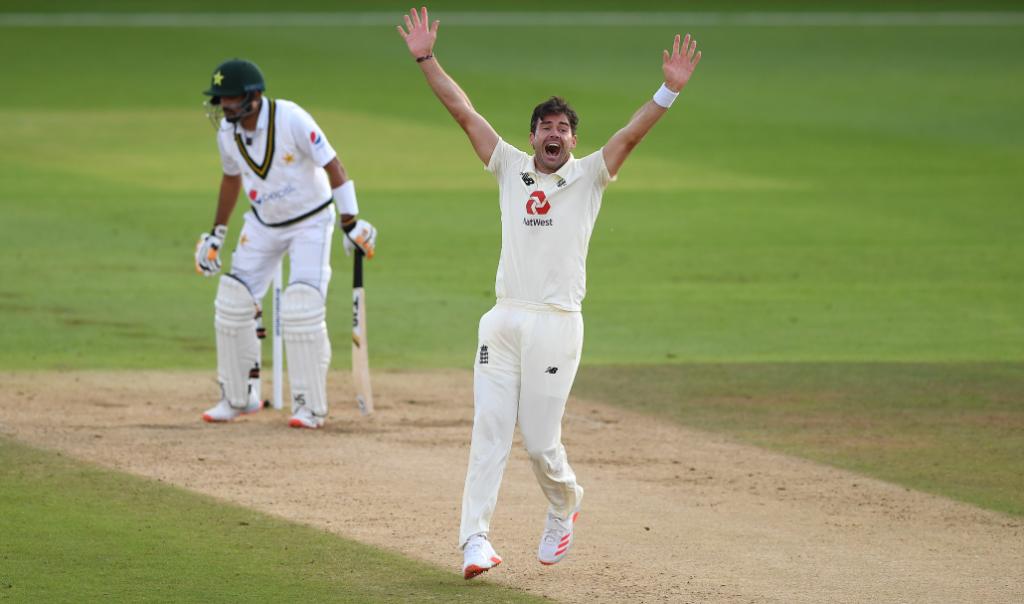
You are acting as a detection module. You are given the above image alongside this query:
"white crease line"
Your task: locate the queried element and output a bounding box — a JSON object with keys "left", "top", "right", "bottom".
{"left": 1, "top": 12, "right": 1024, "bottom": 28}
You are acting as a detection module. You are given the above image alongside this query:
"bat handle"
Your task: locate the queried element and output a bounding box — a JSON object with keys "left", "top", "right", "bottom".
{"left": 353, "top": 247, "right": 364, "bottom": 288}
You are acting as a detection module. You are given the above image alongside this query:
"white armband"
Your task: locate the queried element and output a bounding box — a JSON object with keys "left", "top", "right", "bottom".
{"left": 652, "top": 83, "right": 680, "bottom": 109}
{"left": 333, "top": 181, "right": 359, "bottom": 216}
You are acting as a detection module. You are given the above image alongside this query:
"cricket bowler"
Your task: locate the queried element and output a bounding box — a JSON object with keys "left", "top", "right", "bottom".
{"left": 194, "top": 58, "right": 377, "bottom": 429}
{"left": 397, "top": 7, "right": 702, "bottom": 579}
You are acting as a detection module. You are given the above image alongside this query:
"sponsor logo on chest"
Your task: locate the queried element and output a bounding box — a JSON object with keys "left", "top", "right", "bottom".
{"left": 520, "top": 168, "right": 571, "bottom": 228}
{"left": 248, "top": 183, "right": 297, "bottom": 206}
{"left": 523, "top": 190, "right": 554, "bottom": 227}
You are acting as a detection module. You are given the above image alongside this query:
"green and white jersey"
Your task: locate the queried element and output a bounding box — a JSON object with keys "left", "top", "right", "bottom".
{"left": 216, "top": 98, "right": 336, "bottom": 226}
{"left": 486, "top": 138, "right": 614, "bottom": 312}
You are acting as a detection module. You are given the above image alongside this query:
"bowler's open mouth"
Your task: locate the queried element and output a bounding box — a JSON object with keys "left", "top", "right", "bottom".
{"left": 544, "top": 142, "right": 561, "bottom": 157}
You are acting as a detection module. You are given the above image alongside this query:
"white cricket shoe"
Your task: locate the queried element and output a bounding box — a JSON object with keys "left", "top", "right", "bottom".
{"left": 462, "top": 533, "right": 502, "bottom": 580}
{"left": 288, "top": 406, "right": 325, "bottom": 429}
{"left": 201, "top": 399, "right": 261, "bottom": 423}
{"left": 537, "top": 506, "right": 581, "bottom": 565}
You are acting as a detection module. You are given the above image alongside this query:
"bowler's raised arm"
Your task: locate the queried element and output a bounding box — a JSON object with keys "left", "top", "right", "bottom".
{"left": 398, "top": 6, "right": 499, "bottom": 165}
{"left": 603, "top": 33, "right": 702, "bottom": 177}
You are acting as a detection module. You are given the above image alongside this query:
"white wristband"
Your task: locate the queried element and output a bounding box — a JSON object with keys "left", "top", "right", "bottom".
{"left": 652, "top": 83, "right": 679, "bottom": 109}
{"left": 333, "top": 180, "right": 359, "bottom": 215}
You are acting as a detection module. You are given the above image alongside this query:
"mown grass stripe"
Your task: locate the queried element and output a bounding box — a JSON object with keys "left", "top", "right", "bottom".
{"left": 2, "top": 12, "right": 1024, "bottom": 27}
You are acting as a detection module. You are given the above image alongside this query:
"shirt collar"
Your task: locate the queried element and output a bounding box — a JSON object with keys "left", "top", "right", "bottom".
{"left": 525, "top": 152, "right": 576, "bottom": 179}
{"left": 256, "top": 97, "right": 270, "bottom": 130}
{"left": 240, "top": 97, "right": 270, "bottom": 133}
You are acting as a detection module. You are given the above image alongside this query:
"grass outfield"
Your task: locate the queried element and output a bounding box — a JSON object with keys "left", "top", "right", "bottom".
{"left": 0, "top": 3, "right": 1022, "bottom": 597}
{"left": 0, "top": 437, "right": 544, "bottom": 603}
{"left": 2, "top": 2, "right": 1021, "bottom": 473}
{"left": 2, "top": 12, "right": 1022, "bottom": 369}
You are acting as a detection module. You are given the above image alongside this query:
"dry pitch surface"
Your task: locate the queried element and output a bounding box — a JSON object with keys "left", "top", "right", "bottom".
{"left": 1, "top": 370, "right": 1021, "bottom": 603}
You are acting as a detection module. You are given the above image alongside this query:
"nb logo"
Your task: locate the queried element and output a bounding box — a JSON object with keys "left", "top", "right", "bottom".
{"left": 525, "top": 191, "right": 550, "bottom": 215}
{"left": 520, "top": 172, "right": 535, "bottom": 186}
{"left": 545, "top": 367, "right": 558, "bottom": 374}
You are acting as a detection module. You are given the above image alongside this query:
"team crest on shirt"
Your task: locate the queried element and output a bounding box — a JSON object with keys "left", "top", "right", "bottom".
{"left": 283, "top": 152, "right": 295, "bottom": 164}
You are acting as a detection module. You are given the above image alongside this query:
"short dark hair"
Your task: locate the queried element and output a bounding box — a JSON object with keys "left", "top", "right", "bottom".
{"left": 530, "top": 96, "right": 579, "bottom": 134}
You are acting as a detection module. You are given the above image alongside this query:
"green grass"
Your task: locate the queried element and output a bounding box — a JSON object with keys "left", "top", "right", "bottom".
{"left": 0, "top": 436, "right": 546, "bottom": 603}
{"left": 5, "top": 1, "right": 1022, "bottom": 13}
{"left": 1, "top": 21, "right": 1021, "bottom": 369}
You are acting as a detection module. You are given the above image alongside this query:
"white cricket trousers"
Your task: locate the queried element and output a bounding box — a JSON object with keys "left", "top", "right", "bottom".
{"left": 459, "top": 299, "right": 585, "bottom": 547}
{"left": 230, "top": 207, "right": 335, "bottom": 298}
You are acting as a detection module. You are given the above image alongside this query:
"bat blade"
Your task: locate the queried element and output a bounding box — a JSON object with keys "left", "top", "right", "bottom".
{"left": 352, "top": 250, "right": 374, "bottom": 415}
{"left": 271, "top": 261, "right": 284, "bottom": 410}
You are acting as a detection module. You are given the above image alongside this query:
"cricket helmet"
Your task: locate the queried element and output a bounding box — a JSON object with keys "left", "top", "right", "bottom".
{"left": 203, "top": 58, "right": 266, "bottom": 105}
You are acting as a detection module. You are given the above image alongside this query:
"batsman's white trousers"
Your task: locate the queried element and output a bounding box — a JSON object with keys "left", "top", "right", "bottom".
{"left": 229, "top": 207, "right": 335, "bottom": 298}
{"left": 459, "top": 299, "right": 585, "bottom": 547}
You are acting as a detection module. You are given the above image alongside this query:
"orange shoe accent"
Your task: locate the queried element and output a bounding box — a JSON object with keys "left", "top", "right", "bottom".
{"left": 202, "top": 413, "right": 233, "bottom": 423}
{"left": 463, "top": 556, "right": 501, "bottom": 580}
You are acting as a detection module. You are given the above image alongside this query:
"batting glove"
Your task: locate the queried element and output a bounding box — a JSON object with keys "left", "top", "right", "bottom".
{"left": 195, "top": 224, "right": 228, "bottom": 276}
{"left": 342, "top": 219, "right": 376, "bottom": 259}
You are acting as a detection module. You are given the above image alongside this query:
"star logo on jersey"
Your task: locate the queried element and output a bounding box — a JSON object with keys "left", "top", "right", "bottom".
{"left": 283, "top": 152, "right": 295, "bottom": 165}
{"left": 525, "top": 190, "right": 550, "bottom": 215}
{"left": 310, "top": 131, "right": 322, "bottom": 145}
{"left": 240, "top": 233, "right": 249, "bottom": 246}
{"left": 213, "top": 71, "right": 224, "bottom": 86}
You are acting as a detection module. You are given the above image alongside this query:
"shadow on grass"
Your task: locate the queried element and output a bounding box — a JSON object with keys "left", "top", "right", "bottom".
{"left": 0, "top": 438, "right": 549, "bottom": 604}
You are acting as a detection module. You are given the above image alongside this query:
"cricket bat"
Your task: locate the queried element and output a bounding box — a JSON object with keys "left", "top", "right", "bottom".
{"left": 352, "top": 248, "right": 374, "bottom": 415}
{"left": 271, "top": 262, "right": 284, "bottom": 410}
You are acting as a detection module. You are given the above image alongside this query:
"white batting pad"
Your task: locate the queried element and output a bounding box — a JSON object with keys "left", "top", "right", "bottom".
{"left": 214, "top": 275, "right": 260, "bottom": 408}
{"left": 281, "top": 283, "right": 331, "bottom": 417}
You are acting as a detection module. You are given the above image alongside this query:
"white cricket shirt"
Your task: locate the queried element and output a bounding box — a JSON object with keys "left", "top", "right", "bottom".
{"left": 486, "top": 138, "right": 614, "bottom": 312}
{"left": 216, "top": 98, "right": 337, "bottom": 225}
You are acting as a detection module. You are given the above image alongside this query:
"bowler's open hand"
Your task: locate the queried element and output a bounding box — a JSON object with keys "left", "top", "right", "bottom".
{"left": 663, "top": 34, "right": 702, "bottom": 92}
{"left": 397, "top": 6, "right": 439, "bottom": 58}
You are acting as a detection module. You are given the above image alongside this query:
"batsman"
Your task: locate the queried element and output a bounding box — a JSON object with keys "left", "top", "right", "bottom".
{"left": 399, "top": 7, "right": 702, "bottom": 579}
{"left": 194, "top": 58, "right": 377, "bottom": 429}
